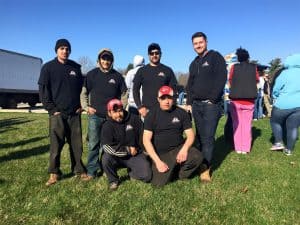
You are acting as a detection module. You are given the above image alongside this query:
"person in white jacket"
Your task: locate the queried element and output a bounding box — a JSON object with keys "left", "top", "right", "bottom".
{"left": 125, "top": 55, "right": 145, "bottom": 115}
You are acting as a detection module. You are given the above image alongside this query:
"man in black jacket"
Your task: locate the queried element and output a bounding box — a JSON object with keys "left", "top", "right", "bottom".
{"left": 101, "top": 99, "right": 152, "bottom": 190}
{"left": 186, "top": 32, "right": 227, "bottom": 182}
{"left": 133, "top": 43, "right": 177, "bottom": 118}
{"left": 38, "top": 39, "right": 87, "bottom": 186}
{"left": 80, "top": 49, "right": 127, "bottom": 181}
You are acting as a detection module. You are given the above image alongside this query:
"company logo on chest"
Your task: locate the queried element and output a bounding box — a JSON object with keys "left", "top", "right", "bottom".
{"left": 69, "top": 70, "right": 77, "bottom": 76}
{"left": 126, "top": 124, "right": 133, "bottom": 131}
{"left": 171, "top": 117, "right": 180, "bottom": 123}
{"left": 202, "top": 61, "right": 209, "bottom": 67}
{"left": 108, "top": 78, "right": 116, "bottom": 84}
{"left": 157, "top": 72, "right": 165, "bottom": 77}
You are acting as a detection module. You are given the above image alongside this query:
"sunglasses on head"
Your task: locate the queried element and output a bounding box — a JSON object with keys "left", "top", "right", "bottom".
{"left": 159, "top": 95, "right": 173, "bottom": 100}
{"left": 149, "top": 51, "right": 160, "bottom": 56}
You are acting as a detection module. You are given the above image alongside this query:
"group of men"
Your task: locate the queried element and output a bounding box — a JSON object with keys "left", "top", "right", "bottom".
{"left": 39, "top": 31, "right": 227, "bottom": 190}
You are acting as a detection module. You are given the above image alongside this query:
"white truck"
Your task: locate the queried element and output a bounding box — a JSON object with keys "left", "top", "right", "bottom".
{"left": 0, "top": 49, "right": 42, "bottom": 108}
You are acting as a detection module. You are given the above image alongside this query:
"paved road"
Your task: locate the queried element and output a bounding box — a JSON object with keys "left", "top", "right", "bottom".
{"left": 0, "top": 103, "right": 47, "bottom": 113}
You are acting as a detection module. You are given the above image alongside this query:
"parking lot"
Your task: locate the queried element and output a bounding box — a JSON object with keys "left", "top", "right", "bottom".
{"left": 0, "top": 103, "right": 47, "bottom": 113}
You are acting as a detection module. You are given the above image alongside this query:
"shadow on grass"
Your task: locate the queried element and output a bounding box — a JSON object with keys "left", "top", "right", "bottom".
{"left": 0, "top": 178, "right": 5, "bottom": 184}
{"left": 0, "top": 136, "right": 47, "bottom": 149}
{"left": 212, "top": 135, "right": 233, "bottom": 172}
{"left": 251, "top": 126, "right": 262, "bottom": 146}
{"left": 0, "top": 144, "right": 49, "bottom": 163}
{"left": 0, "top": 117, "right": 33, "bottom": 134}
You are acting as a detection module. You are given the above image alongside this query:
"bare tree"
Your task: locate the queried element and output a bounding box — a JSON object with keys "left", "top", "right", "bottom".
{"left": 78, "top": 56, "right": 95, "bottom": 75}
{"left": 177, "top": 73, "right": 189, "bottom": 88}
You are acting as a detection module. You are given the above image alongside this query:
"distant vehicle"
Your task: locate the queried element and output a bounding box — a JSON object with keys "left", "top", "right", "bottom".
{"left": 0, "top": 49, "right": 42, "bottom": 108}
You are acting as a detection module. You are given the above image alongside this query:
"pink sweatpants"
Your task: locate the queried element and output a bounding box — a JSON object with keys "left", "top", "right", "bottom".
{"left": 230, "top": 101, "right": 254, "bottom": 152}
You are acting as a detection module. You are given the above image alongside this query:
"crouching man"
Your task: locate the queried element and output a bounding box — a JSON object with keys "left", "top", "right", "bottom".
{"left": 101, "top": 99, "right": 152, "bottom": 190}
{"left": 143, "top": 86, "right": 203, "bottom": 187}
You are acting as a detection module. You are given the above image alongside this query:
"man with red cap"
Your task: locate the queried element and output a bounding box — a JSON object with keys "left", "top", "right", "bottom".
{"left": 101, "top": 99, "right": 152, "bottom": 190}
{"left": 143, "top": 86, "right": 203, "bottom": 186}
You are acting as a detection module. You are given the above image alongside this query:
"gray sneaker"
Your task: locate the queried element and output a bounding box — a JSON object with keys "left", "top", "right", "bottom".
{"left": 109, "top": 182, "right": 119, "bottom": 191}
{"left": 283, "top": 149, "right": 292, "bottom": 156}
{"left": 270, "top": 142, "right": 285, "bottom": 151}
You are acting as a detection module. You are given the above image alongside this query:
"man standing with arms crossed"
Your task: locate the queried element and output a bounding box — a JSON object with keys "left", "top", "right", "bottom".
{"left": 80, "top": 49, "right": 127, "bottom": 180}
{"left": 39, "top": 39, "right": 87, "bottom": 186}
{"left": 186, "top": 32, "right": 227, "bottom": 182}
{"left": 133, "top": 43, "right": 177, "bottom": 118}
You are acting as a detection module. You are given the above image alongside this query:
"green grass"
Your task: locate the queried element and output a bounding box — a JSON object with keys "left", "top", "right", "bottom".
{"left": 0, "top": 112, "right": 299, "bottom": 225}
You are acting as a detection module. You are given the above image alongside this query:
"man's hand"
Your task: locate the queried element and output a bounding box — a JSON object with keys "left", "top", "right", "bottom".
{"left": 129, "top": 146, "right": 137, "bottom": 156}
{"left": 176, "top": 149, "right": 188, "bottom": 164}
{"left": 87, "top": 107, "right": 97, "bottom": 115}
{"left": 53, "top": 112, "right": 61, "bottom": 116}
{"left": 76, "top": 108, "right": 83, "bottom": 114}
{"left": 138, "top": 107, "right": 148, "bottom": 117}
{"left": 156, "top": 160, "right": 169, "bottom": 173}
{"left": 185, "top": 105, "right": 192, "bottom": 113}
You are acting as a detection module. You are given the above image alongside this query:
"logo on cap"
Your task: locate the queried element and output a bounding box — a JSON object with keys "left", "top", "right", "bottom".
{"left": 158, "top": 86, "right": 174, "bottom": 98}
{"left": 107, "top": 99, "right": 123, "bottom": 111}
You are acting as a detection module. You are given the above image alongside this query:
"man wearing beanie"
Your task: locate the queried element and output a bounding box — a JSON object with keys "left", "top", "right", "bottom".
{"left": 38, "top": 38, "right": 87, "bottom": 186}
{"left": 80, "top": 48, "right": 127, "bottom": 181}
{"left": 133, "top": 43, "right": 177, "bottom": 118}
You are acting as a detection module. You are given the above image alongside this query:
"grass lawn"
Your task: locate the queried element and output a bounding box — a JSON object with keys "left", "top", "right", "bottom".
{"left": 0, "top": 112, "right": 299, "bottom": 225}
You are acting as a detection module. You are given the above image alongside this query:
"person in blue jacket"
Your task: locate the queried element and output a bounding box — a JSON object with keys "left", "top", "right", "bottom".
{"left": 270, "top": 53, "right": 300, "bottom": 155}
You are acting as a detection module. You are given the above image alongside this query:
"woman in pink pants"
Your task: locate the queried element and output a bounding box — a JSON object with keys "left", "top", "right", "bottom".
{"left": 229, "top": 48, "right": 259, "bottom": 154}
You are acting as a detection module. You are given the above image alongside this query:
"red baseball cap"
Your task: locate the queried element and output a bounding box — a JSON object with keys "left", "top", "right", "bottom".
{"left": 107, "top": 99, "right": 123, "bottom": 111}
{"left": 158, "top": 86, "right": 174, "bottom": 98}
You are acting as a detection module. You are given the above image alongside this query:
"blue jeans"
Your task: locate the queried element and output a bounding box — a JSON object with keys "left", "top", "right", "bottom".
{"left": 192, "top": 101, "right": 222, "bottom": 164}
{"left": 253, "top": 95, "right": 263, "bottom": 119}
{"left": 86, "top": 114, "right": 106, "bottom": 177}
{"left": 270, "top": 106, "right": 300, "bottom": 150}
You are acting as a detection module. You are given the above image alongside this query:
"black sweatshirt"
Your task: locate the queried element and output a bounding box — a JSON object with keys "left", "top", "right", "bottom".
{"left": 101, "top": 111, "right": 143, "bottom": 157}
{"left": 84, "top": 68, "right": 127, "bottom": 118}
{"left": 186, "top": 50, "right": 227, "bottom": 105}
{"left": 38, "top": 58, "right": 83, "bottom": 115}
{"left": 133, "top": 63, "right": 177, "bottom": 109}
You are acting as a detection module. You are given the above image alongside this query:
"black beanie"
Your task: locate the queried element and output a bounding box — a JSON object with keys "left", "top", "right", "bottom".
{"left": 148, "top": 43, "right": 161, "bottom": 54}
{"left": 55, "top": 39, "right": 71, "bottom": 52}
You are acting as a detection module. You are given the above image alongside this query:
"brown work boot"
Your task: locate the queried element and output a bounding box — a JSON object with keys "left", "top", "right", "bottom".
{"left": 199, "top": 165, "right": 212, "bottom": 183}
{"left": 45, "top": 173, "right": 60, "bottom": 186}
{"left": 81, "top": 173, "right": 94, "bottom": 181}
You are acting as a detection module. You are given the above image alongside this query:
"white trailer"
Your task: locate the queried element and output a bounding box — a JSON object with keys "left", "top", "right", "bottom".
{"left": 0, "top": 49, "right": 42, "bottom": 108}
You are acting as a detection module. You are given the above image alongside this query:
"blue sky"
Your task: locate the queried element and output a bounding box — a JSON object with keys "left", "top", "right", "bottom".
{"left": 1, "top": 0, "right": 299, "bottom": 73}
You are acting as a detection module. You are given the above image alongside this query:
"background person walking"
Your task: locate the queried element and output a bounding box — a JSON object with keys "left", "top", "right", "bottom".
{"left": 228, "top": 48, "right": 259, "bottom": 154}
{"left": 270, "top": 53, "right": 300, "bottom": 155}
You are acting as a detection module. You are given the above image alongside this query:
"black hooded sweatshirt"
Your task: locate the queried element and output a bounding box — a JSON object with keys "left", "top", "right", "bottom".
{"left": 101, "top": 111, "right": 143, "bottom": 157}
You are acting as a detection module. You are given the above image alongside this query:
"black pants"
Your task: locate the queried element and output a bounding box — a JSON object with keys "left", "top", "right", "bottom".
{"left": 48, "top": 113, "right": 86, "bottom": 174}
{"left": 102, "top": 152, "right": 152, "bottom": 184}
{"left": 151, "top": 146, "right": 203, "bottom": 187}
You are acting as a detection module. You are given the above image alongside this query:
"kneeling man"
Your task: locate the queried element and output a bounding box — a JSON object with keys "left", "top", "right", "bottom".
{"left": 143, "top": 86, "right": 203, "bottom": 186}
{"left": 101, "top": 99, "right": 152, "bottom": 190}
